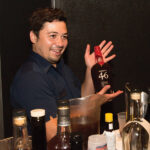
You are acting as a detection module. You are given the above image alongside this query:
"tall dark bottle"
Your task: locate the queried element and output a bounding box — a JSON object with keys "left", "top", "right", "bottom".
{"left": 30, "top": 109, "right": 47, "bottom": 150}
{"left": 47, "top": 100, "right": 71, "bottom": 150}
{"left": 91, "top": 45, "right": 112, "bottom": 93}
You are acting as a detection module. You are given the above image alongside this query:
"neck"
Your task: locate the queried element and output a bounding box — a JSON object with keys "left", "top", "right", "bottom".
{"left": 57, "top": 125, "right": 71, "bottom": 135}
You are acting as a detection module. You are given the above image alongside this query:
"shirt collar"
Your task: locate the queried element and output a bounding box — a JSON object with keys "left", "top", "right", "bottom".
{"left": 29, "top": 51, "right": 64, "bottom": 73}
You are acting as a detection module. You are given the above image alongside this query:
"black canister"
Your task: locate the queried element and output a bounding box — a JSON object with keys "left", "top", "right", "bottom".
{"left": 30, "top": 109, "right": 47, "bottom": 150}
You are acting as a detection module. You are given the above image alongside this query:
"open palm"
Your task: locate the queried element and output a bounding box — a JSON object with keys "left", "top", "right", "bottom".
{"left": 84, "top": 40, "right": 116, "bottom": 69}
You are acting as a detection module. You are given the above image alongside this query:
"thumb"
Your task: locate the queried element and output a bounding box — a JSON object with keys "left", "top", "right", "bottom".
{"left": 84, "top": 44, "right": 90, "bottom": 58}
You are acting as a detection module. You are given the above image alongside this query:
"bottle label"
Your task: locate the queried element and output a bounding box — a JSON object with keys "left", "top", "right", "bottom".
{"left": 96, "top": 144, "right": 107, "bottom": 150}
{"left": 109, "top": 123, "right": 113, "bottom": 130}
{"left": 98, "top": 70, "right": 109, "bottom": 80}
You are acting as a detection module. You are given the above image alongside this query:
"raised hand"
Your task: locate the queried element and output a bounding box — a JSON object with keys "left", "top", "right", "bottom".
{"left": 84, "top": 40, "right": 116, "bottom": 69}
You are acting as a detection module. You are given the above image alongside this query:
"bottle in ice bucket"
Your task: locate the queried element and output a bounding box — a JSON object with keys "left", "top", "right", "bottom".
{"left": 13, "top": 109, "right": 31, "bottom": 150}
{"left": 105, "top": 113, "right": 113, "bottom": 132}
{"left": 30, "top": 109, "right": 47, "bottom": 150}
{"left": 122, "top": 89, "right": 150, "bottom": 150}
{"left": 47, "top": 100, "right": 71, "bottom": 150}
{"left": 91, "top": 45, "right": 112, "bottom": 93}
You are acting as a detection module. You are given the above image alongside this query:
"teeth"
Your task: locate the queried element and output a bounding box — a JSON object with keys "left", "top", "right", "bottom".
{"left": 52, "top": 49, "right": 61, "bottom": 52}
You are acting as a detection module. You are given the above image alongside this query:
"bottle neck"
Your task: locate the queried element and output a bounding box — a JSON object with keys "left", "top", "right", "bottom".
{"left": 57, "top": 125, "right": 71, "bottom": 135}
{"left": 13, "top": 120, "right": 30, "bottom": 149}
{"left": 57, "top": 105, "right": 71, "bottom": 135}
{"left": 13, "top": 117, "right": 29, "bottom": 140}
{"left": 94, "top": 46, "right": 104, "bottom": 66}
{"left": 134, "top": 100, "right": 141, "bottom": 121}
{"left": 13, "top": 124, "right": 28, "bottom": 139}
{"left": 106, "top": 122, "right": 113, "bottom": 132}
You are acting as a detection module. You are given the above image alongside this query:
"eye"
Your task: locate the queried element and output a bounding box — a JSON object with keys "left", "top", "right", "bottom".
{"left": 62, "top": 35, "right": 68, "bottom": 40}
{"left": 49, "top": 34, "right": 57, "bottom": 39}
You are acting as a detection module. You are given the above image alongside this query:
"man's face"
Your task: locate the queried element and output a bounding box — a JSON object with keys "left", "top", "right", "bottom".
{"left": 31, "top": 21, "right": 68, "bottom": 66}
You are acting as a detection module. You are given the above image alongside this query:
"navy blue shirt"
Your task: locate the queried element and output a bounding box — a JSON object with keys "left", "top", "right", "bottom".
{"left": 10, "top": 51, "right": 81, "bottom": 132}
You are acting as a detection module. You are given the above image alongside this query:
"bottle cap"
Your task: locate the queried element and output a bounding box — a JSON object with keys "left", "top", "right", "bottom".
{"left": 105, "top": 113, "right": 113, "bottom": 122}
{"left": 130, "top": 92, "right": 141, "bottom": 100}
{"left": 13, "top": 116, "right": 26, "bottom": 126}
{"left": 94, "top": 46, "right": 104, "bottom": 66}
{"left": 30, "top": 109, "right": 45, "bottom": 117}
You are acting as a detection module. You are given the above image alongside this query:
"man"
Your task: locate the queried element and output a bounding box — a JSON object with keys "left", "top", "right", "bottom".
{"left": 10, "top": 8, "right": 123, "bottom": 141}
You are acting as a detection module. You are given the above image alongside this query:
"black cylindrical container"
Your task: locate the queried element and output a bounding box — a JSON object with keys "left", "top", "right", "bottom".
{"left": 30, "top": 109, "right": 47, "bottom": 150}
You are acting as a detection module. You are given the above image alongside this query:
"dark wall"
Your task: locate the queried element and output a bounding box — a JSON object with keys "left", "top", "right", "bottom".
{"left": 61, "top": 0, "right": 150, "bottom": 113}
{"left": 1, "top": 0, "right": 51, "bottom": 137}
{"left": 1, "top": 0, "right": 150, "bottom": 137}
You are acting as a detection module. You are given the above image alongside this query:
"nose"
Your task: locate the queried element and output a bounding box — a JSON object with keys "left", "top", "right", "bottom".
{"left": 56, "top": 36, "right": 64, "bottom": 47}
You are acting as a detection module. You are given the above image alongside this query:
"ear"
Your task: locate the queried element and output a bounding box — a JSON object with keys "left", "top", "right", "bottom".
{"left": 30, "top": 31, "right": 37, "bottom": 43}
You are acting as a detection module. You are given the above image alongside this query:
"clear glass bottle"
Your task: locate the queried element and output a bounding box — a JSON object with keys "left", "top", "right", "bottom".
{"left": 30, "top": 109, "right": 47, "bottom": 150}
{"left": 145, "top": 87, "right": 150, "bottom": 122}
{"left": 47, "top": 100, "right": 71, "bottom": 150}
{"left": 122, "top": 91, "right": 150, "bottom": 150}
{"left": 91, "top": 45, "right": 112, "bottom": 93}
{"left": 13, "top": 109, "right": 31, "bottom": 150}
{"left": 105, "top": 113, "right": 113, "bottom": 132}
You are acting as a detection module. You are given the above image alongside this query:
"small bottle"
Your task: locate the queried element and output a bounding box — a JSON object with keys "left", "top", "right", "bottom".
{"left": 47, "top": 100, "right": 71, "bottom": 150}
{"left": 104, "top": 113, "right": 116, "bottom": 150}
{"left": 30, "top": 109, "right": 47, "bottom": 150}
{"left": 91, "top": 45, "right": 112, "bottom": 93}
{"left": 105, "top": 113, "right": 113, "bottom": 132}
{"left": 13, "top": 109, "right": 31, "bottom": 150}
{"left": 122, "top": 90, "right": 150, "bottom": 150}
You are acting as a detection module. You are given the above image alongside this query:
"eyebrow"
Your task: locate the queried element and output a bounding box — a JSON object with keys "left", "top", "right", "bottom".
{"left": 48, "top": 32, "right": 68, "bottom": 35}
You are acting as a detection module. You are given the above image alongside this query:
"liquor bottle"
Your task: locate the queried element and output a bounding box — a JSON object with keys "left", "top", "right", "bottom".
{"left": 122, "top": 90, "right": 150, "bottom": 150}
{"left": 30, "top": 109, "right": 47, "bottom": 150}
{"left": 105, "top": 113, "right": 113, "bottom": 132}
{"left": 47, "top": 100, "right": 71, "bottom": 150}
{"left": 13, "top": 109, "right": 31, "bottom": 150}
{"left": 91, "top": 45, "right": 112, "bottom": 93}
{"left": 104, "top": 113, "right": 116, "bottom": 150}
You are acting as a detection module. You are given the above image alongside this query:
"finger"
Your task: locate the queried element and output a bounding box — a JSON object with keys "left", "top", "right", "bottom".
{"left": 99, "top": 40, "right": 106, "bottom": 49}
{"left": 103, "top": 45, "right": 114, "bottom": 57}
{"left": 106, "top": 90, "right": 123, "bottom": 99}
{"left": 104, "top": 54, "right": 116, "bottom": 63}
{"left": 85, "top": 44, "right": 90, "bottom": 55}
{"left": 97, "top": 85, "right": 111, "bottom": 95}
{"left": 84, "top": 44, "right": 90, "bottom": 59}
{"left": 101, "top": 41, "right": 113, "bottom": 54}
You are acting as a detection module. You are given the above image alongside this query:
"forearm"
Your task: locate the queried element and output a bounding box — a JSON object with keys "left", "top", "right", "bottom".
{"left": 81, "top": 67, "right": 95, "bottom": 97}
{"left": 46, "top": 117, "right": 57, "bottom": 142}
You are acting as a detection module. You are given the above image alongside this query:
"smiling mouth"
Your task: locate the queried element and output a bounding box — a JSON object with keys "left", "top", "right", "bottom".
{"left": 51, "top": 49, "right": 62, "bottom": 56}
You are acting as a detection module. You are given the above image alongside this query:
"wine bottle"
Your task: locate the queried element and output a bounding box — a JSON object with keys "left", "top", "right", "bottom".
{"left": 30, "top": 109, "right": 47, "bottom": 150}
{"left": 91, "top": 45, "right": 112, "bottom": 93}
{"left": 13, "top": 109, "right": 31, "bottom": 150}
{"left": 47, "top": 100, "right": 71, "bottom": 150}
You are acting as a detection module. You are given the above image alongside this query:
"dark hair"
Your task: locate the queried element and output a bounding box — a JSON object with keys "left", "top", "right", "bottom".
{"left": 29, "top": 8, "right": 67, "bottom": 37}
